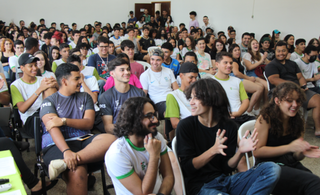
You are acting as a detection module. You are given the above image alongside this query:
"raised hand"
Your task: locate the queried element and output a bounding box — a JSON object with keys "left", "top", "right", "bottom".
{"left": 238, "top": 128, "right": 258, "bottom": 153}
{"left": 303, "top": 145, "right": 320, "bottom": 158}
{"left": 211, "top": 129, "right": 228, "bottom": 156}
{"left": 288, "top": 138, "right": 310, "bottom": 153}
{"left": 144, "top": 133, "right": 161, "bottom": 158}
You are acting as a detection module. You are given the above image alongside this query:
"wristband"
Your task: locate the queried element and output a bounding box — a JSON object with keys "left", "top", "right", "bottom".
{"left": 34, "top": 92, "right": 39, "bottom": 97}
{"left": 62, "top": 148, "right": 70, "bottom": 155}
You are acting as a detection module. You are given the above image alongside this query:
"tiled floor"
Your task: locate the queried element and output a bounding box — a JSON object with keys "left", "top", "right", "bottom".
{"left": 21, "top": 114, "right": 320, "bottom": 195}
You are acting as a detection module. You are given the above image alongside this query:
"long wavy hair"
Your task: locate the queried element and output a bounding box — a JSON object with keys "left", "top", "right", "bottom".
{"left": 259, "top": 82, "right": 306, "bottom": 138}
{"left": 34, "top": 51, "right": 52, "bottom": 76}
{"left": 185, "top": 79, "right": 231, "bottom": 124}
{"left": 247, "top": 39, "right": 262, "bottom": 62}
{"left": 114, "top": 97, "right": 158, "bottom": 137}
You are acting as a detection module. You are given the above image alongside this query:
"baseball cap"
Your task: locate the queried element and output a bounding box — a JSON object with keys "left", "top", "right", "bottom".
{"left": 274, "top": 29, "right": 281, "bottom": 34}
{"left": 180, "top": 62, "right": 199, "bottom": 74}
{"left": 18, "top": 53, "right": 39, "bottom": 66}
{"left": 150, "top": 48, "right": 164, "bottom": 59}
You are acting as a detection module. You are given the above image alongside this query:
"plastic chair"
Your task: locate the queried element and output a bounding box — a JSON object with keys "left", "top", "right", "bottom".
{"left": 263, "top": 71, "right": 270, "bottom": 91}
{"left": 238, "top": 120, "right": 256, "bottom": 170}
{"left": 172, "top": 137, "right": 186, "bottom": 195}
{"left": 33, "top": 116, "right": 113, "bottom": 195}
{"left": 136, "top": 60, "right": 151, "bottom": 70}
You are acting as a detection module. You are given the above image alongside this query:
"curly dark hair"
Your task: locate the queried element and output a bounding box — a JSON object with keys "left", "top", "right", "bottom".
{"left": 185, "top": 78, "right": 231, "bottom": 124}
{"left": 259, "top": 82, "right": 306, "bottom": 138}
{"left": 113, "top": 97, "right": 157, "bottom": 137}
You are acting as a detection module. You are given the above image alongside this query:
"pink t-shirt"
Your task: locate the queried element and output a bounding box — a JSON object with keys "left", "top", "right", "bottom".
{"left": 103, "top": 74, "right": 142, "bottom": 91}
{"left": 130, "top": 61, "right": 145, "bottom": 79}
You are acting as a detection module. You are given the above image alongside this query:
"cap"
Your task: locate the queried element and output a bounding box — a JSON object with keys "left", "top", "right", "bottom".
{"left": 18, "top": 53, "right": 39, "bottom": 66}
{"left": 261, "top": 37, "right": 271, "bottom": 43}
{"left": 180, "top": 62, "right": 199, "bottom": 74}
{"left": 0, "top": 20, "right": 5, "bottom": 25}
{"left": 274, "top": 29, "right": 280, "bottom": 34}
{"left": 149, "top": 48, "right": 164, "bottom": 59}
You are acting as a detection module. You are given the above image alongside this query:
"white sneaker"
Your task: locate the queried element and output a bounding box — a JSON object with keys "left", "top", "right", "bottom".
{"left": 252, "top": 109, "right": 261, "bottom": 116}
{"left": 49, "top": 159, "right": 67, "bottom": 180}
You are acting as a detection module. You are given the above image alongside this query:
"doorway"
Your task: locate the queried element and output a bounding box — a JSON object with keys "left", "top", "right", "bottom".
{"left": 134, "top": 1, "right": 171, "bottom": 18}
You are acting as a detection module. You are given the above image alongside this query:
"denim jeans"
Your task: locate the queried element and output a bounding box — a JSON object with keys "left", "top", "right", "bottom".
{"left": 198, "top": 162, "right": 281, "bottom": 195}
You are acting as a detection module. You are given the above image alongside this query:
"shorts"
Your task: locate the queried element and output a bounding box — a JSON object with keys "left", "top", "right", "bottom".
{"left": 303, "top": 90, "right": 317, "bottom": 110}
{"left": 155, "top": 101, "right": 166, "bottom": 120}
{"left": 246, "top": 70, "right": 258, "bottom": 77}
{"left": 42, "top": 134, "right": 98, "bottom": 167}
{"left": 230, "top": 73, "right": 244, "bottom": 81}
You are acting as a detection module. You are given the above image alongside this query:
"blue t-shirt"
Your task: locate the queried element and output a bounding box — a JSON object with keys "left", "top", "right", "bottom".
{"left": 162, "top": 58, "right": 180, "bottom": 77}
{"left": 40, "top": 92, "right": 94, "bottom": 149}
{"left": 99, "top": 85, "right": 145, "bottom": 123}
{"left": 87, "top": 53, "right": 116, "bottom": 79}
{"left": 128, "top": 17, "right": 137, "bottom": 23}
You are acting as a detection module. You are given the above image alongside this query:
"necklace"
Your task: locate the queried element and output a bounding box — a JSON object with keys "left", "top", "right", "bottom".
{"left": 98, "top": 54, "right": 109, "bottom": 71}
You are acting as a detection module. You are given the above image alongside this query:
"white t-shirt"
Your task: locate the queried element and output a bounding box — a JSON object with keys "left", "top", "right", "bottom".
{"left": 81, "top": 66, "right": 95, "bottom": 77}
{"left": 295, "top": 58, "right": 318, "bottom": 88}
{"left": 290, "top": 52, "right": 304, "bottom": 61}
{"left": 140, "top": 67, "right": 176, "bottom": 104}
{"left": 169, "top": 89, "right": 192, "bottom": 120}
{"left": 212, "top": 75, "right": 248, "bottom": 113}
{"left": 80, "top": 75, "right": 99, "bottom": 111}
{"left": 170, "top": 48, "right": 179, "bottom": 60}
{"left": 155, "top": 39, "right": 167, "bottom": 47}
{"left": 180, "top": 47, "right": 193, "bottom": 59}
{"left": 69, "top": 41, "right": 77, "bottom": 49}
{"left": 92, "top": 47, "right": 99, "bottom": 54}
{"left": 42, "top": 70, "right": 56, "bottom": 79}
{"left": 0, "top": 75, "right": 8, "bottom": 93}
{"left": 105, "top": 133, "right": 167, "bottom": 195}
{"left": 242, "top": 52, "right": 263, "bottom": 64}
{"left": 110, "top": 36, "right": 122, "bottom": 47}
{"left": 201, "top": 23, "right": 214, "bottom": 36}
{"left": 9, "top": 55, "right": 19, "bottom": 70}
{"left": 10, "top": 76, "right": 44, "bottom": 124}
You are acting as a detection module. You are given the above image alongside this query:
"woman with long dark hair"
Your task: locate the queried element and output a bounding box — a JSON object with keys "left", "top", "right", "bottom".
{"left": 34, "top": 51, "right": 55, "bottom": 78}
{"left": 254, "top": 82, "right": 320, "bottom": 195}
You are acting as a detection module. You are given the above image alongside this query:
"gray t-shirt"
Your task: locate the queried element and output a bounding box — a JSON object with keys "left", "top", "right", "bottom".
{"left": 99, "top": 85, "right": 145, "bottom": 123}
{"left": 240, "top": 43, "right": 248, "bottom": 58}
{"left": 40, "top": 92, "right": 94, "bottom": 149}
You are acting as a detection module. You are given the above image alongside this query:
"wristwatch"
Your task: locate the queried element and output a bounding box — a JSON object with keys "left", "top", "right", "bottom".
{"left": 61, "top": 118, "right": 67, "bottom": 126}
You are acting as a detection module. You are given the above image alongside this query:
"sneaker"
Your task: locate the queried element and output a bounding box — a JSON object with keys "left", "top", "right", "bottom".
{"left": 252, "top": 109, "right": 261, "bottom": 116}
{"left": 49, "top": 159, "right": 67, "bottom": 180}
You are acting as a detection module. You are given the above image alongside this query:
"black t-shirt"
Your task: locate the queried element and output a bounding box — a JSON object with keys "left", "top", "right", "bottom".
{"left": 265, "top": 59, "right": 301, "bottom": 90}
{"left": 260, "top": 48, "right": 275, "bottom": 61}
{"left": 139, "top": 37, "right": 155, "bottom": 52}
{"left": 232, "top": 58, "right": 244, "bottom": 74}
{"left": 148, "top": 22, "right": 158, "bottom": 29}
{"left": 159, "top": 16, "right": 168, "bottom": 27}
{"left": 205, "top": 45, "right": 213, "bottom": 59}
{"left": 176, "top": 116, "right": 238, "bottom": 195}
{"left": 178, "top": 39, "right": 185, "bottom": 47}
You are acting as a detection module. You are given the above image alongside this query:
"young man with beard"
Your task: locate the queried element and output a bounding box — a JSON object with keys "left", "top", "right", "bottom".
{"left": 176, "top": 78, "right": 281, "bottom": 195}
{"left": 105, "top": 96, "right": 174, "bottom": 195}
{"left": 240, "top": 32, "right": 251, "bottom": 57}
{"left": 99, "top": 58, "right": 145, "bottom": 134}
{"left": 266, "top": 41, "right": 320, "bottom": 137}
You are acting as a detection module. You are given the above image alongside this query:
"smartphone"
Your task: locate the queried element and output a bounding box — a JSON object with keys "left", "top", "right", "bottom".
{"left": 301, "top": 85, "right": 307, "bottom": 89}
{"left": 77, "top": 134, "right": 93, "bottom": 141}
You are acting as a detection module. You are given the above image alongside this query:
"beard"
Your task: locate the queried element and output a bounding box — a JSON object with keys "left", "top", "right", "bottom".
{"left": 136, "top": 122, "right": 160, "bottom": 138}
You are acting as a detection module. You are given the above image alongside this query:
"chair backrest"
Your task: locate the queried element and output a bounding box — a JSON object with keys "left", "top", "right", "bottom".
{"left": 136, "top": 60, "right": 151, "bottom": 70}
{"left": 172, "top": 137, "right": 186, "bottom": 195}
{"left": 0, "top": 107, "right": 11, "bottom": 126}
{"left": 33, "top": 116, "right": 42, "bottom": 155}
{"left": 263, "top": 71, "right": 270, "bottom": 91}
{"left": 238, "top": 119, "right": 256, "bottom": 170}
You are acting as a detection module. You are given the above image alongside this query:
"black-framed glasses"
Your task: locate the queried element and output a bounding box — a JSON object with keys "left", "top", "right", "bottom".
{"left": 144, "top": 112, "right": 158, "bottom": 122}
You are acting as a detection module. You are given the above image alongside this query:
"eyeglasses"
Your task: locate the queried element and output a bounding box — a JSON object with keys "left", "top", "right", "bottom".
{"left": 99, "top": 46, "right": 108, "bottom": 49}
{"left": 144, "top": 112, "right": 158, "bottom": 122}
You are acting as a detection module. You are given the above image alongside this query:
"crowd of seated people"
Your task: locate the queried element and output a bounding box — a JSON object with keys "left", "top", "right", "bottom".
{"left": 1, "top": 9, "right": 320, "bottom": 195}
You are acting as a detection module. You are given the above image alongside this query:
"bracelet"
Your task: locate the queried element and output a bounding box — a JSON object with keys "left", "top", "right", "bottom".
{"left": 62, "top": 148, "right": 70, "bottom": 155}
{"left": 34, "top": 92, "right": 39, "bottom": 97}
{"left": 61, "top": 118, "right": 67, "bottom": 126}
